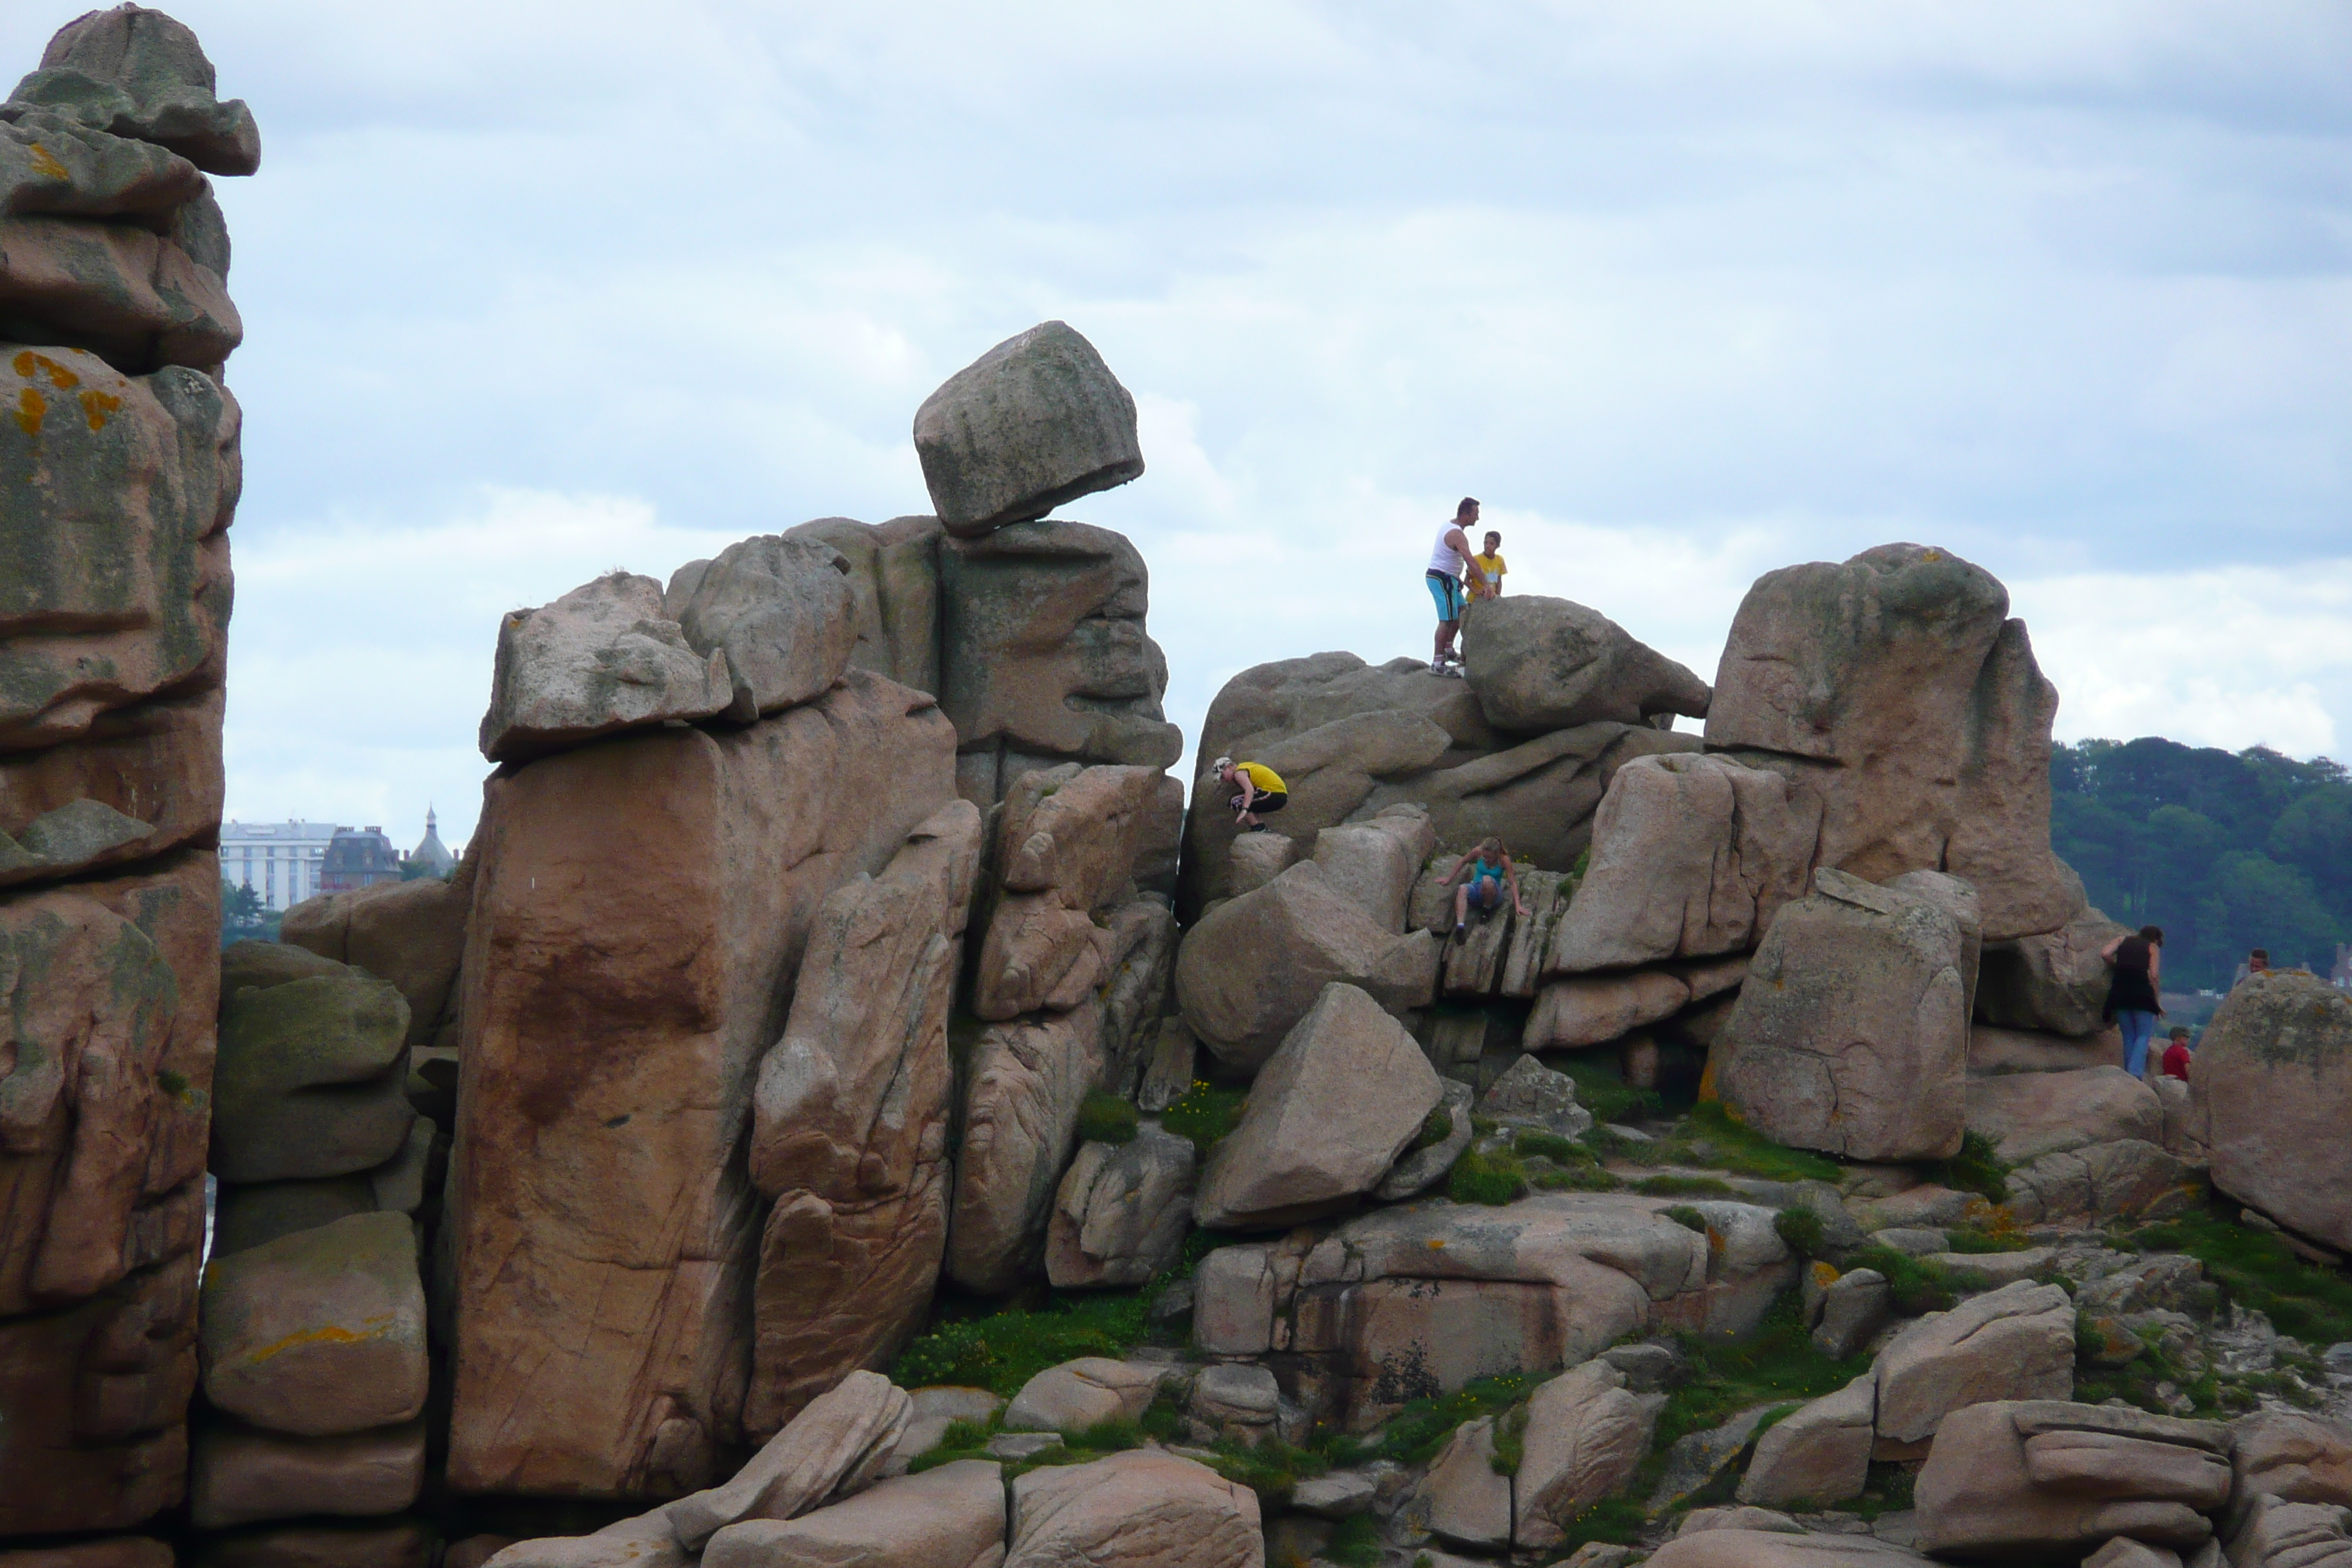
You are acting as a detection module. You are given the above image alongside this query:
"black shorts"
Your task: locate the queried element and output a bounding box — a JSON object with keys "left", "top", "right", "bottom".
{"left": 1232, "top": 791, "right": 1287, "bottom": 815}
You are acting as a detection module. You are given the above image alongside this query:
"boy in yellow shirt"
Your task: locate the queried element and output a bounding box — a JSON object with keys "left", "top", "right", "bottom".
{"left": 1470, "top": 530, "right": 1507, "bottom": 600}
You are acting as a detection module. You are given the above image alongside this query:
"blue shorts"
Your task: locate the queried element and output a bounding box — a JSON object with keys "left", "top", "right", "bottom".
{"left": 1426, "top": 570, "right": 1465, "bottom": 622}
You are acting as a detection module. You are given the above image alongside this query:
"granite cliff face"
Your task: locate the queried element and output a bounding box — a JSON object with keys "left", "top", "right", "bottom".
{"left": 9, "top": 18, "right": 2351, "bottom": 1568}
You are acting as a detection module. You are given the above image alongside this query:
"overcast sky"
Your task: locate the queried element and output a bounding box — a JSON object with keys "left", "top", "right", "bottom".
{"left": 11, "top": 1, "right": 2348, "bottom": 852}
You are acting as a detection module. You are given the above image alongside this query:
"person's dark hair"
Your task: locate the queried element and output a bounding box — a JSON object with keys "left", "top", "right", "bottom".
{"left": 1483, "top": 530, "right": 1501, "bottom": 545}
{"left": 2170, "top": 1027, "right": 2191, "bottom": 1040}
{"left": 2251, "top": 947, "right": 2270, "bottom": 961}
{"left": 2139, "top": 925, "right": 2165, "bottom": 945}
{"left": 1457, "top": 497, "right": 1480, "bottom": 519}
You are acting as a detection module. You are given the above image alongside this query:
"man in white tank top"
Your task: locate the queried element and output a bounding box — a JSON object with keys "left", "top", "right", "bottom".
{"left": 1425, "top": 497, "right": 1486, "bottom": 674}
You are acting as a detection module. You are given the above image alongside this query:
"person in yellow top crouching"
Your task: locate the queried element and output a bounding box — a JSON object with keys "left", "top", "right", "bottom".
{"left": 1470, "top": 529, "right": 1507, "bottom": 600}
{"left": 1212, "top": 756, "right": 1287, "bottom": 833}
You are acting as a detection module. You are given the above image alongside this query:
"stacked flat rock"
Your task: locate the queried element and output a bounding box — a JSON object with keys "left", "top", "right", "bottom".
{"left": 0, "top": 1, "right": 256, "bottom": 1537}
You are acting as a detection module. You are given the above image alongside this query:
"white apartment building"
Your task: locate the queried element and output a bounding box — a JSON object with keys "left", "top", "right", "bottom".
{"left": 219, "top": 820, "right": 340, "bottom": 911}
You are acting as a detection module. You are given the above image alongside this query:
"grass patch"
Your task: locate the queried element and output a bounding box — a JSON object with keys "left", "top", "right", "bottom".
{"left": 1849, "top": 1462, "right": 1918, "bottom": 1520}
{"left": 1076, "top": 1090, "right": 1139, "bottom": 1145}
{"left": 891, "top": 1289, "right": 1153, "bottom": 1395}
{"left": 1944, "top": 1226, "right": 2035, "bottom": 1254}
{"left": 1551, "top": 1054, "right": 1662, "bottom": 1126}
{"left": 1648, "top": 1292, "right": 1877, "bottom": 1453}
{"left": 1512, "top": 1128, "right": 1595, "bottom": 1165}
{"left": 1447, "top": 1145, "right": 1526, "bottom": 1205}
{"left": 1656, "top": 1101, "right": 1842, "bottom": 1184}
{"left": 1663, "top": 1205, "right": 1711, "bottom": 1235}
{"left": 1842, "top": 1245, "right": 1991, "bottom": 1315}
{"left": 1534, "top": 1166, "right": 1625, "bottom": 1193}
{"left": 1324, "top": 1515, "right": 1381, "bottom": 1568}
{"left": 1550, "top": 1496, "right": 1648, "bottom": 1551}
{"left": 1412, "top": 1105, "right": 1456, "bottom": 1152}
{"left": 1924, "top": 1131, "right": 2011, "bottom": 1205}
{"left": 1327, "top": 1373, "right": 1536, "bottom": 1469}
{"left": 1774, "top": 1206, "right": 1827, "bottom": 1259}
{"left": 1161, "top": 1080, "right": 1247, "bottom": 1158}
{"left": 1639, "top": 1175, "right": 1738, "bottom": 1198}
{"left": 2117, "top": 1205, "right": 2352, "bottom": 1347}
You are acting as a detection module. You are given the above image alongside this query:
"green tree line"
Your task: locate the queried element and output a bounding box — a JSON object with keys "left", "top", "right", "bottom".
{"left": 2052, "top": 737, "right": 2352, "bottom": 992}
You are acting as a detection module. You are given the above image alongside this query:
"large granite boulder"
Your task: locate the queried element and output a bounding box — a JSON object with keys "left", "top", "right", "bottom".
{"left": 702, "top": 1458, "right": 1003, "bottom": 1568}
{"left": 478, "top": 572, "right": 730, "bottom": 762}
{"left": 1003, "top": 1357, "right": 1164, "bottom": 1433}
{"left": 1177, "top": 650, "right": 1699, "bottom": 919}
{"left": 1459, "top": 593, "right": 1711, "bottom": 732}
{"left": 1874, "top": 1281, "right": 2076, "bottom": 1445}
{"left": 1003, "top": 1450, "right": 1261, "bottom": 1568}
{"left": 669, "top": 534, "right": 859, "bottom": 720}
{"left": 0, "top": 688, "right": 223, "bottom": 891}
{"left": 2004, "top": 1137, "right": 2195, "bottom": 1226}
{"left": 0, "top": 214, "right": 241, "bottom": 374}
{"left": 913, "top": 321, "right": 1143, "bottom": 538}
{"left": 445, "top": 673, "right": 956, "bottom": 1499}
{"left": 1548, "top": 751, "right": 1816, "bottom": 973}
{"left": 1967, "top": 1066, "right": 2163, "bottom": 1164}
{"left": 938, "top": 519, "right": 1181, "bottom": 802}
{"left": 1739, "top": 1373, "right": 1875, "bottom": 1508}
{"left": 2230, "top": 1409, "right": 2352, "bottom": 1518}
{"left": 973, "top": 762, "right": 1167, "bottom": 1019}
{"left": 1915, "top": 1401, "right": 2231, "bottom": 1558}
{"left": 1412, "top": 1414, "right": 1512, "bottom": 1548}
{"left": 1311, "top": 804, "right": 1437, "bottom": 932}
{"left": 1526, "top": 967, "right": 1695, "bottom": 1049}
{"left": 745, "top": 802, "right": 981, "bottom": 1433}
{"left": 2230, "top": 1495, "right": 2352, "bottom": 1568}
{"left": 780, "top": 514, "right": 943, "bottom": 693}
{"left": 946, "top": 1000, "right": 1103, "bottom": 1294}
{"left": 1970, "top": 1022, "right": 2123, "bottom": 1075}
{"left": 1173, "top": 861, "right": 1439, "bottom": 1075}
{"left": 1978, "top": 905, "right": 2130, "bottom": 1036}
{"left": 2192, "top": 970, "right": 2352, "bottom": 1250}
{"left": 1717, "top": 869, "right": 1971, "bottom": 1161}
{"left": 1194, "top": 982, "right": 1442, "bottom": 1229}
{"left": 1706, "top": 543, "right": 2081, "bottom": 942}
{"left": 1047, "top": 1125, "right": 1195, "bottom": 1288}
{"left": 18, "top": 4, "right": 262, "bottom": 175}
{"left": 197, "top": 1212, "right": 426, "bottom": 1439}
{"left": 210, "top": 954, "right": 412, "bottom": 1184}
{"left": 280, "top": 872, "right": 470, "bottom": 1051}
{"left": 1512, "top": 1361, "right": 1660, "bottom": 1550}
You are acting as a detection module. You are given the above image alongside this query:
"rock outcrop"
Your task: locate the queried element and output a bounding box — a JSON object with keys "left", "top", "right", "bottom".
{"left": 478, "top": 572, "right": 731, "bottom": 762}
{"left": 913, "top": 320, "right": 1144, "bottom": 539}
{"left": 1457, "top": 593, "right": 1712, "bottom": 733}
{"left": 1915, "top": 1401, "right": 2231, "bottom": 1559}
{"left": 0, "top": 5, "right": 253, "bottom": 1534}
{"left": 1706, "top": 543, "right": 2081, "bottom": 942}
{"left": 445, "top": 673, "right": 957, "bottom": 1497}
{"left": 2192, "top": 970, "right": 2352, "bottom": 1250}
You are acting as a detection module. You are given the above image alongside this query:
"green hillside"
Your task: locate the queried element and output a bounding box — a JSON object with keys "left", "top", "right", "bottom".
{"left": 2051, "top": 738, "right": 2352, "bottom": 992}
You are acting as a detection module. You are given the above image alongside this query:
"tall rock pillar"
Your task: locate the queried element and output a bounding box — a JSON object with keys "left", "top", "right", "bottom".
{"left": 0, "top": 2, "right": 258, "bottom": 1535}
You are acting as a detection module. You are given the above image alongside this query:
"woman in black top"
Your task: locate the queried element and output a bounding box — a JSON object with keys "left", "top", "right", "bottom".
{"left": 2101, "top": 924, "right": 2165, "bottom": 1079}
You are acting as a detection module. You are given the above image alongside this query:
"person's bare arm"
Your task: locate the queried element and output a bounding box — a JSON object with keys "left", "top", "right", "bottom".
{"left": 1233, "top": 774, "right": 1256, "bottom": 812}
{"left": 1507, "top": 856, "right": 1528, "bottom": 917}
{"left": 1444, "top": 527, "right": 1481, "bottom": 587}
{"left": 1441, "top": 851, "right": 1471, "bottom": 886}
{"left": 2100, "top": 935, "right": 2125, "bottom": 962}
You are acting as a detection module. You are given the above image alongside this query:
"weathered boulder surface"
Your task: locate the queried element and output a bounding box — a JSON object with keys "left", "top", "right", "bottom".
{"left": 1003, "top": 1356, "right": 1164, "bottom": 1433}
{"left": 197, "top": 1212, "right": 426, "bottom": 1439}
{"left": 1915, "top": 1401, "right": 2231, "bottom": 1558}
{"left": 1311, "top": 804, "right": 1437, "bottom": 932}
{"left": 1739, "top": 1373, "right": 1874, "bottom": 1508}
{"left": 1003, "top": 1450, "right": 1262, "bottom": 1568}
{"left": 2006, "top": 1138, "right": 2197, "bottom": 1226}
{"left": 1458, "top": 593, "right": 1711, "bottom": 734}
{"left": 1526, "top": 968, "right": 1692, "bottom": 1051}
{"left": 1375, "top": 1078, "right": 1474, "bottom": 1200}
{"left": 667, "top": 1371, "right": 909, "bottom": 1550}
{"left": 2192, "top": 970, "right": 2352, "bottom": 1250}
{"left": 913, "top": 321, "right": 1143, "bottom": 539}
{"left": 2230, "top": 1409, "right": 2352, "bottom": 1518}
{"left": 1194, "top": 982, "right": 1442, "bottom": 1229}
{"left": 2230, "top": 1495, "right": 2352, "bottom": 1568}
{"left": 946, "top": 1000, "right": 1103, "bottom": 1294}
{"left": 280, "top": 870, "right": 471, "bottom": 1049}
{"left": 1413, "top": 1414, "right": 1512, "bottom": 1548}
{"left": 1706, "top": 543, "right": 2081, "bottom": 942}
{"left": 211, "top": 957, "right": 412, "bottom": 1183}
{"left": 18, "top": 4, "right": 263, "bottom": 175}
{"left": 973, "top": 762, "right": 1167, "bottom": 1019}
{"left": 445, "top": 673, "right": 955, "bottom": 1498}
{"left": 1718, "top": 869, "right": 1970, "bottom": 1161}
{"left": 1978, "top": 905, "right": 2129, "bottom": 1036}
{"left": 780, "top": 513, "right": 943, "bottom": 694}
{"left": 745, "top": 802, "right": 981, "bottom": 1433}
{"left": 1477, "top": 1055, "right": 1594, "bottom": 1137}
{"left": 478, "top": 571, "right": 730, "bottom": 763}
{"left": 1548, "top": 752, "right": 1815, "bottom": 973}
{"left": 1047, "top": 1124, "right": 1196, "bottom": 1288}
{"left": 188, "top": 1418, "right": 425, "bottom": 1529}
{"left": 1174, "top": 861, "right": 1439, "bottom": 1075}
{"left": 1967, "top": 1066, "right": 2163, "bottom": 1164}
{"left": 1646, "top": 1533, "right": 1934, "bottom": 1566}
{"left": 670, "top": 534, "right": 859, "bottom": 721}
{"left": 702, "top": 1458, "right": 1004, "bottom": 1568}
{"left": 1873, "top": 1282, "right": 2076, "bottom": 1445}
{"left": 1514, "top": 1360, "right": 1660, "bottom": 1549}
{"left": 1970, "top": 1022, "right": 2123, "bottom": 1075}
{"left": 1, "top": 690, "right": 221, "bottom": 889}
{"left": 941, "top": 519, "right": 1180, "bottom": 802}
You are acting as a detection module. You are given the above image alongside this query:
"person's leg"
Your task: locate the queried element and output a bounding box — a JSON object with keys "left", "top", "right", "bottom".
{"left": 1476, "top": 875, "right": 1501, "bottom": 919}
{"left": 1452, "top": 881, "right": 1469, "bottom": 936}
{"left": 2121, "top": 1011, "right": 2155, "bottom": 1077}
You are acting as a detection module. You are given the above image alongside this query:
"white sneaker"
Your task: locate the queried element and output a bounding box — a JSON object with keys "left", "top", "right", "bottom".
{"left": 1429, "top": 658, "right": 1447, "bottom": 674}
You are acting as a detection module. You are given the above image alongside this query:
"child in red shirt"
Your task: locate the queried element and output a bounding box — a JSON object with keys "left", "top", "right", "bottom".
{"left": 2160, "top": 1028, "right": 2193, "bottom": 1082}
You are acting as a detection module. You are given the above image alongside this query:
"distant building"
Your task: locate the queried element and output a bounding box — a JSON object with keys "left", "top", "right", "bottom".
{"left": 407, "top": 807, "right": 456, "bottom": 878}
{"left": 220, "top": 820, "right": 339, "bottom": 911}
{"left": 2334, "top": 943, "right": 2352, "bottom": 992}
{"left": 320, "top": 826, "right": 402, "bottom": 894}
